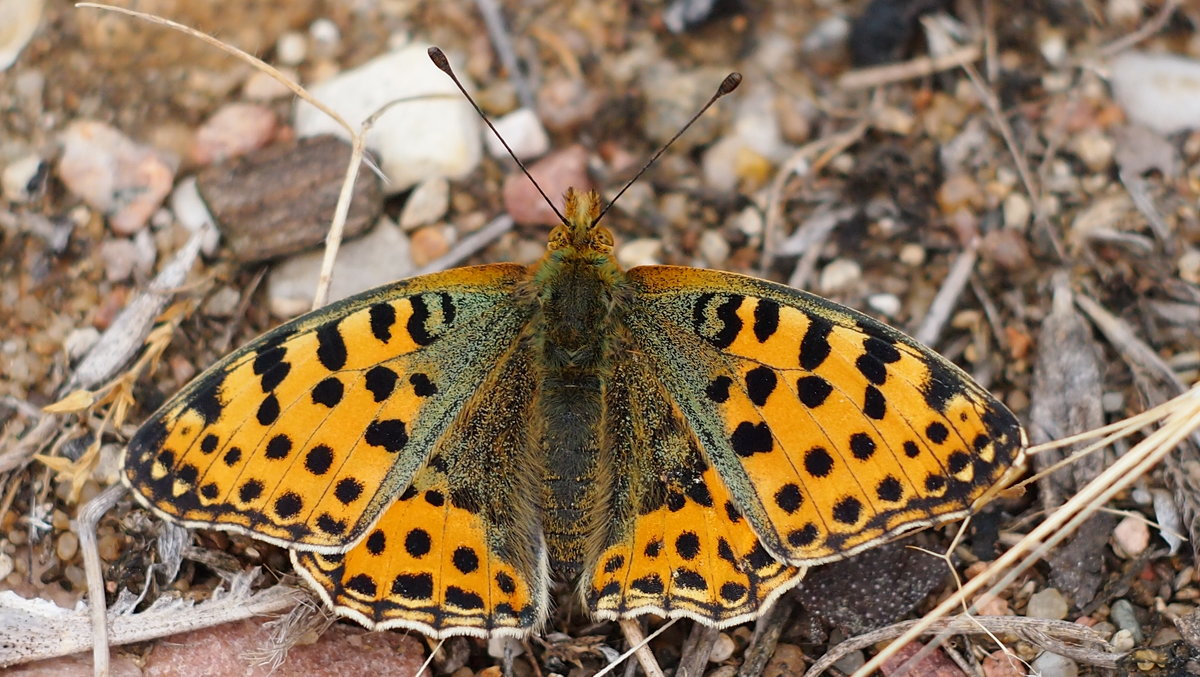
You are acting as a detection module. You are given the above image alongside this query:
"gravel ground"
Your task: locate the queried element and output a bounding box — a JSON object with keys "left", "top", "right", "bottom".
{"left": 2, "top": 0, "right": 1200, "bottom": 675}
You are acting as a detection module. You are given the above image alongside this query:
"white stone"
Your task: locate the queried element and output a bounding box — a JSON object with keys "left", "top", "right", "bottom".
{"left": 866, "top": 293, "right": 901, "bottom": 317}
{"left": 1179, "top": 248, "right": 1200, "bottom": 284}
{"left": 1110, "top": 51, "right": 1200, "bottom": 135}
{"left": 309, "top": 18, "right": 341, "bottom": 50}
{"left": 1026, "top": 588, "right": 1069, "bottom": 620}
{"left": 399, "top": 177, "right": 450, "bottom": 229}
{"left": 170, "top": 177, "right": 221, "bottom": 256}
{"left": 1113, "top": 515, "right": 1150, "bottom": 556}
{"left": 1, "top": 154, "right": 43, "bottom": 203}
{"left": 485, "top": 107, "right": 550, "bottom": 161}
{"left": 268, "top": 218, "right": 411, "bottom": 317}
{"left": 276, "top": 31, "right": 307, "bottom": 66}
{"left": 1003, "top": 193, "right": 1032, "bottom": 230}
{"left": 1030, "top": 652, "right": 1078, "bottom": 677}
{"left": 294, "top": 44, "right": 482, "bottom": 193}
{"left": 699, "top": 229, "right": 730, "bottom": 266}
{"left": 0, "top": 0, "right": 42, "bottom": 71}
{"left": 617, "top": 238, "right": 663, "bottom": 268}
{"left": 818, "top": 259, "right": 861, "bottom": 294}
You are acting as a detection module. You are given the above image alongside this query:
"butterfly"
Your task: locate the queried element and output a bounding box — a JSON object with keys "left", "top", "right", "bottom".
{"left": 122, "top": 184, "right": 1026, "bottom": 639}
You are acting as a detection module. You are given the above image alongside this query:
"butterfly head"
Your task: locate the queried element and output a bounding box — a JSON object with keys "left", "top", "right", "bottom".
{"left": 547, "top": 188, "right": 615, "bottom": 258}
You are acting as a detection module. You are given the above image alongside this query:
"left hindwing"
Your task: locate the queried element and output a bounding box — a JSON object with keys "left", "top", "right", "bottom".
{"left": 624, "top": 266, "right": 1026, "bottom": 566}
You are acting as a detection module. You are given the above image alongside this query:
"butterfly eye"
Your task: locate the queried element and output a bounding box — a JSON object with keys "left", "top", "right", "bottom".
{"left": 548, "top": 225, "right": 568, "bottom": 250}
{"left": 592, "top": 227, "right": 614, "bottom": 251}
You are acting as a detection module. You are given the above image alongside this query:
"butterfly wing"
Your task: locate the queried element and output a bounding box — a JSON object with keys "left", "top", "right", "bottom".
{"left": 584, "top": 352, "right": 803, "bottom": 626}
{"left": 123, "top": 264, "right": 534, "bottom": 553}
{"left": 623, "top": 266, "right": 1026, "bottom": 567}
{"left": 292, "top": 344, "right": 548, "bottom": 637}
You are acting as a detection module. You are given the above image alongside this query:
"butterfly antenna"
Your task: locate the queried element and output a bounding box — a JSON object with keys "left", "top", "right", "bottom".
{"left": 595, "top": 71, "right": 742, "bottom": 226}
{"left": 428, "top": 46, "right": 569, "bottom": 225}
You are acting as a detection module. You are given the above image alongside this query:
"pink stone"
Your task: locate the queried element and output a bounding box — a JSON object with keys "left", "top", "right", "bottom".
{"left": 502, "top": 145, "right": 593, "bottom": 226}
{"left": 140, "top": 619, "right": 429, "bottom": 676}
{"left": 191, "top": 103, "right": 279, "bottom": 165}
{"left": 57, "top": 120, "right": 176, "bottom": 236}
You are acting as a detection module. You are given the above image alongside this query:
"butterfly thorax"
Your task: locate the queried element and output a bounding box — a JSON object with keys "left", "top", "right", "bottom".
{"left": 530, "top": 189, "right": 631, "bottom": 580}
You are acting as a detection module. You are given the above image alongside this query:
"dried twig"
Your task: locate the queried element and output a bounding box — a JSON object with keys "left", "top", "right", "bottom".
{"left": 912, "top": 238, "right": 978, "bottom": 347}
{"left": 836, "top": 44, "right": 982, "bottom": 91}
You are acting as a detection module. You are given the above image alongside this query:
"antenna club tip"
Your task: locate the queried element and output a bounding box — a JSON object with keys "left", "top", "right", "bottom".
{"left": 719, "top": 72, "right": 743, "bottom": 95}
{"left": 428, "top": 46, "right": 450, "bottom": 71}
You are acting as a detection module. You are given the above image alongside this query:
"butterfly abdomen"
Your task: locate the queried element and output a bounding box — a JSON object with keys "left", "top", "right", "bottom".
{"left": 533, "top": 241, "right": 631, "bottom": 580}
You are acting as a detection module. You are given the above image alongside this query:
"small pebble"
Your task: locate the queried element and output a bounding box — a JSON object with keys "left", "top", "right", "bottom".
{"left": 763, "top": 643, "right": 807, "bottom": 677}
{"left": 203, "top": 286, "right": 242, "bottom": 318}
{"left": 1110, "top": 628, "right": 1136, "bottom": 652}
{"left": 485, "top": 108, "right": 550, "bottom": 161}
{"left": 866, "top": 293, "right": 901, "bottom": 317}
{"left": 699, "top": 229, "right": 731, "bottom": 266}
{"left": 170, "top": 177, "right": 221, "bottom": 257}
{"left": 0, "top": 552, "right": 13, "bottom": 581}
{"left": 1, "top": 154, "right": 45, "bottom": 202}
{"left": 309, "top": 18, "right": 341, "bottom": 57}
{"left": 57, "top": 120, "right": 176, "bottom": 235}
{"left": 408, "top": 224, "right": 453, "bottom": 268}
{"left": 191, "top": 103, "right": 278, "bottom": 165}
{"left": 276, "top": 31, "right": 307, "bottom": 65}
{"left": 1110, "top": 599, "right": 1144, "bottom": 643}
{"left": 1026, "top": 588, "right": 1069, "bottom": 620}
{"left": 99, "top": 238, "right": 144, "bottom": 282}
{"left": 0, "top": 0, "right": 41, "bottom": 71}
{"left": 981, "top": 649, "right": 1024, "bottom": 677}
{"left": 1002, "top": 193, "right": 1031, "bottom": 230}
{"left": 1030, "top": 652, "right": 1078, "bottom": 677}
{"left": 937, "top": 174, "right": 985, "bottom": 213}
{"left": 1112, "top": 514, "right": 1150, "bottom": 556}
{"left": 57, "top": 531, "right": 79, "bottom": 561}
{"left": 1069, "top": 130, "right": 1115, "bottom": 173}
{"left": 617, "top": 238, "right": 663, "bottom": 268}
{"left": 1178, "top": 247, "right": 1200, "bottom": 285}
{"left": 899, "top": 243, "right": 926, "bottom": 266}
{"left": 399, "top": 177, "right": 450, "bottom": 230}
{"left": 818, "top": 259, "right": 861, "bottom": 295}
{"left": 707, "top": 633, "right": 735, "bottom": 663}
{"left": 1110, "top": 51, "right": 1200, "bottom": 135}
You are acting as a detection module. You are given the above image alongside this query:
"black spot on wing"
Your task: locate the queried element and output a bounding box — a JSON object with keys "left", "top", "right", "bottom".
{"left": 392, "top": 572, "right": 434, "bottom": 599}
{"left": 189, "top": 373, "right": 226, "bottom": 425}
{"left": 922, "top": 357, "right": 963, "bottom": 414}
{"left": 799, "top": 316, "right": 833, "bottom": 370}
{"left": 745, "top": 367, "right": 777, "bottom": 406}
{"left": 730, "top": 421, "right": 773, "bottom": 456}
{"left": 311, "top": 376, "right": 344, "bottom": 407}
{"left": 369, "top": 303, "right": 396, "bottom": 343}
{"left": 753, "top": 298, "right": 780, "bottom": 342}
{"left": 364, "top": 366, "right": 398, "bottom": 402}
{"left": 315, "top": 321, "right": 347, "bottom": 371}
{"left": 365, "top": 419, "right": 408, "bottom": 452}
